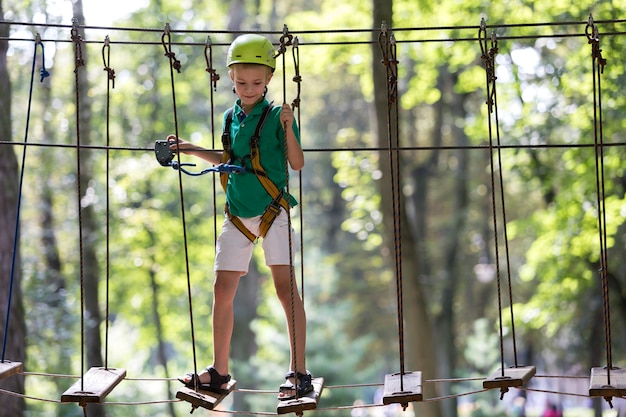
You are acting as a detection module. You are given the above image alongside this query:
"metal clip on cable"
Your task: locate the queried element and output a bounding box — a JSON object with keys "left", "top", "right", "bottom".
{"left": 154, "top": 140, "right": 245, "bottom": 176}
{"left": 205, "top": 36, "right": 220, "bottom": 91}
{"left": 161, "top": 23, "right": 181, "bottom": 73}
{"left": 71, "top": 18, "right": 85, "bottom": 70}
{"left": 102, "top": 35, "right": 116, "bottom": 88}
{"left": 35, "top": 33, "right": 50, "bottom": 82}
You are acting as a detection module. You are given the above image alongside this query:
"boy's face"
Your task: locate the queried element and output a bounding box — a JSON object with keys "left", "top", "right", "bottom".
{"left": 229, "top": 64, "right": 273, "bottom": 108}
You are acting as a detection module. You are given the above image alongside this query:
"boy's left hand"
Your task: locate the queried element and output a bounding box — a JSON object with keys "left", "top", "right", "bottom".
{"left": 279, "top": 103, "right": 294, "bottom": 129}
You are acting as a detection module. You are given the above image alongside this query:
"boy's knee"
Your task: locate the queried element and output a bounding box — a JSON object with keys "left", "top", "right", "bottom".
{"left": 213, "top": 271, "right": 243, "bottom": 295}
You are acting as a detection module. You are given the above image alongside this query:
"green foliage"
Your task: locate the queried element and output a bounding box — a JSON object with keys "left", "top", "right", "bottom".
{"left": 5, "top": 0, "right": 626, "bottom": 416}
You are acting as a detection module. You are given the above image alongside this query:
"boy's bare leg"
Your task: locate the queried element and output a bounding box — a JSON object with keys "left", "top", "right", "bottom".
{"left": 271, "top": 264, "right": 308, "bottom": 392}
{"left": 212, "top": 270, "right": 243, "bottom": 378}
{"left": 182, "top": 270, "right": 242, "bottom": 389}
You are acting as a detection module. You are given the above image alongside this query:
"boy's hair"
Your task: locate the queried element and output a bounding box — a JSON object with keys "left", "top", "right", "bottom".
{"left": 229, "top": 62, "right": 274, "bottom": 77}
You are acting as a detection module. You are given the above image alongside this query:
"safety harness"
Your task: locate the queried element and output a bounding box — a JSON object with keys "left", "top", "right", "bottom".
{"left": 220, "top": 103, "right": 290, "bottom": 242}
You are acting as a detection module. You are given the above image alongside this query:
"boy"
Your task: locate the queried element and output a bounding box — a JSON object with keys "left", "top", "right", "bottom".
{"left": 168, "top": 33, "right": 312, "bottom": 400}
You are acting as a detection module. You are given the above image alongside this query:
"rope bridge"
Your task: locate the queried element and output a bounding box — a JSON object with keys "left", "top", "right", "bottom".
{"left": 1, "top": 14, "right": 626, "bottom": 415}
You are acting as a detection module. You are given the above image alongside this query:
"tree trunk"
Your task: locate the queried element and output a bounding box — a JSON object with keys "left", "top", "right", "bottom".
{"left": 38, "top": 65, "right": 75, "bottom": 417}
{"left": 226, "top": 0, "right": 246, "bottom": 34}
{"left": 0, "top": 3, "right": 26, "bottom": 416}
{"left": 372, "top": 1, "right": 440, "bottom": 416}
{"left": 588, "top": 283, "right": 604, "bottom": 417}
{"left": 147, "top": 229, "right": 178, "bottom": 417}
{"left": 72, "top": 1, "right": 104, "bottom": 416}
{"left": 432, "top": 69, "right": 469, "bottom": 417}
{"left": 232, "top": 261, "right": 262, "bottom": 411}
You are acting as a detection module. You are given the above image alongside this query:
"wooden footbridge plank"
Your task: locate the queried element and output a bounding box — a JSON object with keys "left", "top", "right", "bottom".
{"left": 61, "top": 367, "right": 126, "bottom": 404}
{"left": 382, "top": 371, "right": 422, "bottom": 405}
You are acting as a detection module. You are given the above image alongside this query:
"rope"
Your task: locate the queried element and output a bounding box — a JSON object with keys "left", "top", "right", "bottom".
{"left": 101, "top": 34, "right": 115, "bottom": 371}
{"left": 586, "top": 14, "right": 613, "bottom": 389}
{"left": 0, "top": 387, "right": 62, "bottom": 404}
{"left": 204, "top": 36, "right": 220, "bottom": 246}
{"left": 1, "top": 32, "right": 49, "bottom": 363}
{"left": 4, "top": 18, "right": 626, "bottom": 46}
{"left": 0, "top": 385, "right": 491, "bottom": 412}
{"left": 275, "top": 25, "right": 305, "bottom": 403}
{"left": 21, "top": 368, "right": 535, "bottom": 383}
{"left": 479, "top": 18, "right": 504, "bottom": 375}
{"left": 478, "top": 19, "right": 520, "bottom": 385}
{"left": 161, "top": 24, "right": 181, "bottom": 73}
{"left": 521, "top": 387, "right": 599, "bottom": 399}
{"left": 378, "top": 22, "right": 406, "bottom": 389}
{"left": 1, "top": 370, "right": 617, "bottom": 414}
{"left": 2, "top": 139, "right": 626, "bottom": 154}
{"left": 13, "top": 369, "right": 603, "bottom": 383}
{"left": 291, "top": 36, "right": 306, "bottom": 302}
{"left": 4, "top": 135, "right": 626, "bottom": 150}
{"left": 161, "top": 22, "right": 200, "bottom": 390}
{"left": 0, "top": 382, "right": 526, "bottom": 413}
{"left": 281, "top": 27, "right": 298, "bottom": 383}
{"left": 0, "top": 18, "right": 616, "bottom": 32}
{"left": 70, "top": 17, "right": 87, "bottom": 393}
{"left": 13, "top": 367, "right": 480, "bottom": 384}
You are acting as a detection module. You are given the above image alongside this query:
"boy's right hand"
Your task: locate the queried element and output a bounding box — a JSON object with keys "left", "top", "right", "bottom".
{"left": 166, "top": 135, "right": 193, "bottom": 152}
{"left": 164, "top": 135, "right": 219, "bottom": 164}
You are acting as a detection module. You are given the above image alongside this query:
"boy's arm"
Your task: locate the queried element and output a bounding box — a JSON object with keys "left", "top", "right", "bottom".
{"left": 166, "top": 135, "right": 223, "bottom": 165}
{"left": 279, "top": 103, "right": 305, "bottom": 171}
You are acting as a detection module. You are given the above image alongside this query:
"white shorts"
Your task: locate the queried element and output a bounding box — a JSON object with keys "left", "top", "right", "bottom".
{"left": 214, "top": 209, "right": 298, "bottom": 273}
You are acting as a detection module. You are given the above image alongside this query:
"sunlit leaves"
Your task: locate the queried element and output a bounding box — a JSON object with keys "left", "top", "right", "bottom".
{"left": 332, "top": 127, "right": 384, "bottom": 247}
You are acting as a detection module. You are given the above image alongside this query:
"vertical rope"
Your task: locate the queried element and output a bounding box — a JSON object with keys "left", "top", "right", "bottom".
{"left": 70, "top": 17, "right": 86, "bottom": 392}
{"left": 2, "top": 33, "right": 48, "bottom": 363}
{"left": 586, "top": 15, "right": 612, "bottom": 382}
{"left": 161, "top": 23, "right": 200, "bottom": 389}
{"left": 204, "top": 36, "right": 220, "bottom": 246}
{"left": 291, "top": 37, "right": 305, "bottom": 301}
{"left": 276, "top": 25, "right": 301, "bottom": 395}
{"left": 487, "top": 36, "right": 520, "bottom": 370}
{"left": 379, "top": 22, "right": 406, "bottom": 388}
{"left": 479, "top": 23, "right": 502, "bottom": 370}
{"left": 101, "top": 35, "right": 115, "bottom": 370}
{"left": 479, "top": 20, "right": 521, "bottom": 391}
{"left": 479, "top": 21, "right": 520, "bottom": 385}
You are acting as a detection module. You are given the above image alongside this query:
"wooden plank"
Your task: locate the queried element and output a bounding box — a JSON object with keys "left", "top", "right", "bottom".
{"left": 176, "top": 379, "right": 237, "bottom": 412}
{"left": 589, "top": 367, "right": 626, "bottom": 397}
{"left": 382, "top": 371, "right": 422, "bottom": 405}
{"left": 0, "top": 360, "right": 23, "bottom": 380}
{"left": 277, "top": 377, "right": 324, "bottom": 415}
{"left": 61, "top": 367, "right": 126, "bottom": 404}
{"left": 483, "top": 366, "right": 535, "bottom": 389}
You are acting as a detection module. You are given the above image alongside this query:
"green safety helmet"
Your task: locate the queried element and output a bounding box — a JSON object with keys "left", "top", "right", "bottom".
{"left": 227, "top": 34, "right": 276, "bottom": 70}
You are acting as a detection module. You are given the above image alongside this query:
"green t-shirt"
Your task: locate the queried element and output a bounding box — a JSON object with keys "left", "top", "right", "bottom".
{"left": 223, "top": 98, "right": 300, "bottom": 217}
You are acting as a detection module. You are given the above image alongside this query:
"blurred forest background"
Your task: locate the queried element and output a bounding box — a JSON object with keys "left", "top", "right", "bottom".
{"left": 1, "top": 0, "right": 626, "bottom": 416}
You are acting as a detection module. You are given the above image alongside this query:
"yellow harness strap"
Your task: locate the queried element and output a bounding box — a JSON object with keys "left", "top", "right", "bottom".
{"left": 220, "top": 104, "right": 290, "bottom": 242}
